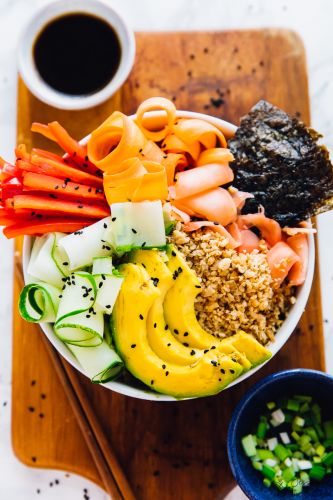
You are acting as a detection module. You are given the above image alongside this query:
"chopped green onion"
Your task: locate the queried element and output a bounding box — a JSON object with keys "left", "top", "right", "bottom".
{"left": 309, "top": 465, "right": 326, "bottom": 481}
{"left": 273, "top": 477, "right": 287, "bottom": 490}
{"left": 294, "top": 416, "right": 305, "bottom": 427}
{"left": 289, "top": 479, "right": 303, "bottom": 494}
{"left": 241, "top": 434, "right": 257, "bottom": 457}
{"left": 257, "top": 421, "right": 267, "bottom": 439}
{"left": 263, "top": 478, "right": 271, "bottom": 487}
{"left": 311, "top": 404, "right": 322, "bottom": 424}
{"left": 300, "top": 402, "right": 310, "bottom": 413}
{"left": 282, "top": 466, "right": 295, "bottom": 482}
{"left": 322, "top": 451, "right": 333, "bottom": 466}
{"left": 300, "top": 471, "right": 310, "bottom": 486}
{"left": 267, "top": 437, "right": 278, "bottom": 451}
{"left": 274, "top": 444, "right": 290, "bottom": 461}
{"left": 252, "top": 460, "right": 263, "bottom": 471}
{"left": 287, "top": 399, "right": 300, "bottom": 412}
{"left": 294, "top": 395, "right": 312, "bottom": 403}
{"left": 266, "top": 401, "right": 276, "bottom": 410}
{"left": 262, "top": 465, "right": 276, "bottom": 480}
{"left": 280, "top": 432, "right": 290, "bottom": 444}
{"left": 271, "top": 409, "right": 285, "bottom": 425}
{"left": 257, "top": 449, "right": 275, "bottom": 461}
{"left": 316, "top": 444, "right": 325, "bottom": 457}
{"left": 324, "top": 420, "right": 333, "bottom": 439}
{"left": 291, "top": 431, "right": 300, "bottom": 441}
{"left": 297, "top": 460, "right": 312, "bottom": 470}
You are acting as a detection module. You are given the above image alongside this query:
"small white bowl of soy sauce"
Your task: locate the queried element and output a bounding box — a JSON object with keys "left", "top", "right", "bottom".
{"left": 18, "top": 0, "right": 135, "bottom": 110}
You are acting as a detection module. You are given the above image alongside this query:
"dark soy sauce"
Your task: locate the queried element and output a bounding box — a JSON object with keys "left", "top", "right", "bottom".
{"left": 33, "top": 13, "right": 121, "bottom": 96}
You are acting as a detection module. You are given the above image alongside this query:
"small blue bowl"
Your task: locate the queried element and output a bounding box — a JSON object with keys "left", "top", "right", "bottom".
{"left": 227, "top": 369, "right": 333, "bottom": 500}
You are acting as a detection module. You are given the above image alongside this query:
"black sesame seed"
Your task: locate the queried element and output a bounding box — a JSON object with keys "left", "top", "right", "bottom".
{"left": 151, "top": 380, "right": 154, "bottom": 385}
{"left": 184, "top": 332, "right": 189, "bottom": 337}
{"left": 62, "top": 262, "right": 69, "bottom": 266}
{"left": 171, "top": 250, "right": 176, "bottom": 256}
{"left": 41, "top": 393, "right": 46, "bottom": 399}
{"left": 183, "top": 342, "right": 189, "bottom": 347}
{"left": 230, "top": 369, "right": 235, "bottom": 374}
{"left": 78, "top": 204, "right": 84, "bottom": 209}
{"left": 39, "top": 413, "right": 44, "bottom": 418}
{"left": 103, "top": 223, "right": 107, "bottom": 229}
{"left": 167, "top": 343, "right": 171, "bottom": 347}
{"left": 165, "top": 371, "right": 169, "bottom": 376}
{"left": 204, "top": 349, "right": 209, "bottom": 354}
{"left": 162, "top": 364, "right": 166, "bottom": 369}
{"left": 131, "top": 228, "right": 137, "bottom": 234}
{"left": 141, "top": 241, "right": 146, "bottom": 248}
{"left": 139, "top": 314, "right": 144, "bottom": 320}
{"left": 32, "top": 456, "right": 37, "bottom": 463}
{"left": 190, "top": 350, "right": 196, "bottom": 356}
{"left": 211, "top": 346, "right": 216, "bottom": 350}
{"left": 154, "top": 323, "right": 157, "bottom": 328}
{"left": 74, "top": 186, "right": 79, "bottom": 190}
{"left": 88, "top": 187, "right": 92, "bottom": 193}
{"left": 36, "top": 488, "right": 40, "bottom": 493}
{"left": 195, "top": 285, "right": 201, "bottom": 288}
{"left": 220, "top": 368, "right": 225, "bottom": 374}
{"left": 86, "top": 314, "right": 91, "bottom": 318}
{"left": 111, "top": 216, "right": 116, "bottom": 221}
{"left": 49, "top": 193, "right": 57, "bottom": 199}
{"left": 58, "top": 295, "right": 63, "bottom": 299}
{"left": 164, "top": 324, "right": 168, "bottom": 330}
{"left": 105, "top": 305, "right": 111, "bottom": 309}
{"left": 139, "top": 148, "right": 143, "bottom": 153}
{"left": 203, "top": 47, "right": 209, "bottom": 53}
{"left": 174, "top": 329, "right": 179, "bottom": 334}
{"left": 55, "top": 479, "right": 59, "bottom": 485}
{"left": 101, "top": 274, "right": 106, "bottom": 280}
{"left": 131, "top": 344, "right": 136, "bottom": 348}
{"left": 28, "top": 406, "right": 35, "bottom": 412}
{"left": 211, "top": 360, "right": 217, "bottom": 366}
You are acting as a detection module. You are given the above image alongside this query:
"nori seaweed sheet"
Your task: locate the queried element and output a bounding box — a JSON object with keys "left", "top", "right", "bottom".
{"left": 229, "top": 100, "right": 333, "bottom": 226}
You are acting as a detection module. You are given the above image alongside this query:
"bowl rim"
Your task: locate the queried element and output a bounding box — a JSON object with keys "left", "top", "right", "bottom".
{"left": 22, "top": 109, "right": 315, "bottom": 401}
{"left": 227, "top": 369, "right": 333, "bottom": 499}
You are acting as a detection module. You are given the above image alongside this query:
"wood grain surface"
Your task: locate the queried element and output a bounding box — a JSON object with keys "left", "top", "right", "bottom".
{"left": 12, "top": 30, "right": 325, "bottom": 499}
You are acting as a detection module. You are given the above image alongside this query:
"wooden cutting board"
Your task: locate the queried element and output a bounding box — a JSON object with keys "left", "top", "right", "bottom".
{"left": 12, "top": 30, "right": 325, "bottom": 499}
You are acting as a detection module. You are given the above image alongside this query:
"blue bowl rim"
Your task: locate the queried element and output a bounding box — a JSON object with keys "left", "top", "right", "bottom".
{"left": 227, "top": 369, "right": 333, "bottom": 499}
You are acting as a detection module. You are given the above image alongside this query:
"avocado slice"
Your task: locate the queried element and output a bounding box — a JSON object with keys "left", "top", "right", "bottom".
{"left": 129, "top": 249, "right": 203, "bottom": 365}
{"left": 163, "top": 245, "right": 218, "bottom": 349}
{"left": 112, "top": 263, "right": 244, "bottom": 398}
{"left": 225, "top": 332, "right": 272, "bottom": 367}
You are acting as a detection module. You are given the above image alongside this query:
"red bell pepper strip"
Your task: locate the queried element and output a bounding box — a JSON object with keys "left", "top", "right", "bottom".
{"left": 22, "top": 172, "right": 106, "bottom": 202}
{"left": 3, "top": 218, "right": 95, "bottom": 238}
{"left": 32, "top": 148, "right": 101, "bottom": 177}
{"left": 1, "top": 178, "right": 23, "bottom": 200}
{"left": 12, "top": 194, "right": 110, "bottom": 218}
{"left": 18, "top": 156, "right": 103, "bottom": 187}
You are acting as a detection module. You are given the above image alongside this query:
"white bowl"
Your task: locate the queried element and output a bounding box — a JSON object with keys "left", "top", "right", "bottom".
{"left": 22, "top": 110, "right": 315, "bottom": 401}
{"left": 18, "top": 0, "right": 135, "bottom": 110}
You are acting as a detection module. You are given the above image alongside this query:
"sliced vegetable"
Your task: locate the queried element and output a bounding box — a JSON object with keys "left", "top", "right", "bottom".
{"left": 12, "top": 194, "right": 109, "bottom": 219}
{"left": 92, "top": 256, "right": 124, "bottom": 315}
{"left": 55, "top": 272, "right": 103, "bottom": 347}
{"left": 68, "top": 341, "right": 123, "bottom": 383}
{"left": 110, "top": 201, "right": 166, "bottom": 252}
{"left": 19, "top": 281, "right": 61, "bottom": 322}
{"left": 58, "top": 217, "right": 112, "bottom": 270}
{"left": 22, "top": 172, "right": 106, "bottom": 202}
{"left": 3, "top": 218, "right": 95, "bottom": 238}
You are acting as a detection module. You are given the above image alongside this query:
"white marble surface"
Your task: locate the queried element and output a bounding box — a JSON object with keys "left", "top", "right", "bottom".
{"left": 0, "top": 0, "right": 332, "bottom": 498}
